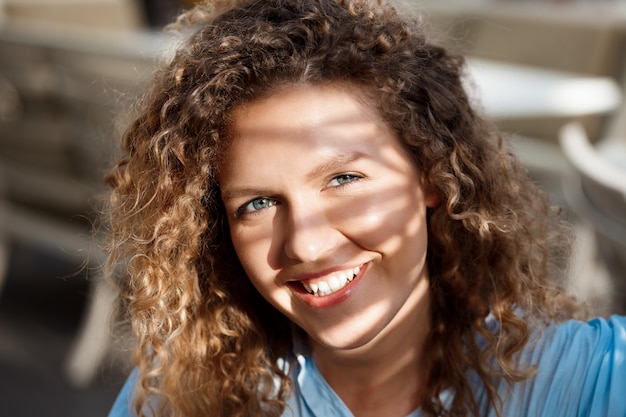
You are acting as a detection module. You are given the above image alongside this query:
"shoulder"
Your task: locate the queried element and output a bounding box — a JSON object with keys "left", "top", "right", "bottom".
{"left": 503, "top": 315, "right": 626, "bottom": 417}
{"left": 552, "top": 314, "right": 626, "bottom": 342}
{"left": 533, "top": 315, "right": 626, "bottom": 371}
{"left": 108, "top": 369, "right": 138, "bottom": 417}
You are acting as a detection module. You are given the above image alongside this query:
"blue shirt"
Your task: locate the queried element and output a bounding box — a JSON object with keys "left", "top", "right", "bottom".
{"left": 108, "top": 316, "right": 626, "bottom": 417}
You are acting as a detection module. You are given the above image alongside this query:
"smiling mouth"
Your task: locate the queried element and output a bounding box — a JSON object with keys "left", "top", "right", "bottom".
{"left": 300, "top": 265, "right": 363, "bottom": 297}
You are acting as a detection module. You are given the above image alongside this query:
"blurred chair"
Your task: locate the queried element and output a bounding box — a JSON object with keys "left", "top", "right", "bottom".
{"left": 0, "top": 24, "right": 159, "bottom": 387}
{"left": 559, "top": 122, "right": 626, "bottom": 315}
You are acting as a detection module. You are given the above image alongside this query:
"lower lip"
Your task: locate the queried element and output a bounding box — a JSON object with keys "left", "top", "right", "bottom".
{"left": 291, "top": 263, "right": 368, "bottom": 309}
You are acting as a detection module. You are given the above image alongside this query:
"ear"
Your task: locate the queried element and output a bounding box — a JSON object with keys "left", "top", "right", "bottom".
{"left": 421, "top": 175, "right": 441, "bottom": 208}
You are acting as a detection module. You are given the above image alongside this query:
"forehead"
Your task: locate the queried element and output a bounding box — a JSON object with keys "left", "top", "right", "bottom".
{"left": 224, "top": 83, "right": 390, "bottom": 155}
{"left": 230, "top": 82, "right": 380, "bottom": 130}
{"left": 217, "top": 83, "right": 417, "bottom": 183}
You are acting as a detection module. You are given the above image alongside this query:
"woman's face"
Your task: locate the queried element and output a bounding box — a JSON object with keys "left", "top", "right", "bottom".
{"left": 219, "top": 84, "right": 436, "bottom": 352}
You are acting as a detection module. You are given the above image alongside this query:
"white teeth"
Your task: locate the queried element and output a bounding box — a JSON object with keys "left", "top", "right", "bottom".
{"left": 328, "top": 276, "right": 341, "bottom": 292}
{"left": 301, "top": 265, "right": 362, "bottom": 297}
{"left": 338, "top": 273, "right": 348, "bottom": 287}
{"left": 317, "top": 281, "right": 331, "bottom": 295}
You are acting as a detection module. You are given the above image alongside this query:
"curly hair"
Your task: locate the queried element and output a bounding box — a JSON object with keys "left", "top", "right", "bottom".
{"left": 104, "top": 1, "right": 581, "bottom": 416}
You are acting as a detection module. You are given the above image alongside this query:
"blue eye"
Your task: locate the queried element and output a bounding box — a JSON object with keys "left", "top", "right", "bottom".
{"left": 239, "top": 197, "right": 277, "bottom": 215}
{"left": 329, "top": 174, "right": 360, "bottom": 187}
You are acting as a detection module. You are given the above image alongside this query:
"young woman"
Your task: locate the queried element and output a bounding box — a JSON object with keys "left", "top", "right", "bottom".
{"left": 105, "top": 1, "right": 626, "bottom": 416}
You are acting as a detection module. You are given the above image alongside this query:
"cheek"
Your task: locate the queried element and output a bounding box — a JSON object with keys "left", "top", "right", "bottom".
{"left": 229, "top": 225, "right": 274, "bottom": 285}
{"left": 333, "top": 184, "right": 427, "bottom": 252}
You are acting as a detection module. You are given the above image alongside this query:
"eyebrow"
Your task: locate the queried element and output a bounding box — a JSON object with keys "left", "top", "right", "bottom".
{"left": 220, "top": 186, "right": 267, "bottom": 200}
{"left": 220, "top": 151, "right": 365, "bottom": 200}
{"left": 305, "top": 151, "right": 364, "bottom": 181}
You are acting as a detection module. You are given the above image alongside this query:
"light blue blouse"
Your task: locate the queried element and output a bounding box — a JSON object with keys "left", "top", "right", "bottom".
{"left": 108, "top": 316, "right": 626, "bottom": 417}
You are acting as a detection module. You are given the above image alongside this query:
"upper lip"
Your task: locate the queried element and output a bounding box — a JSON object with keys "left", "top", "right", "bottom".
{"left": 286, "top": 262, "right": 366, "bottom": 284}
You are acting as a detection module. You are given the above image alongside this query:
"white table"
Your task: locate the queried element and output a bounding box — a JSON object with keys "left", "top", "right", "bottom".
{"left": 465, "top": 58, "right": 622, "bottom": 119}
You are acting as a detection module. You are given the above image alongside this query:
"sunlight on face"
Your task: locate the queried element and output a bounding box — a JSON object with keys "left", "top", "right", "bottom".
{"left": 218, "top": 83, "right": 436, "bottom": 354}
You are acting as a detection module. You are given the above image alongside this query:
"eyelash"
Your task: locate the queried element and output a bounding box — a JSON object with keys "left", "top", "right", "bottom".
{"left": 236, "top": 197, "right": 278, "bottom": 218}
{"left": 234, "top": 173, "right": 364, "bottom": 218}
{"left": 327, "top": 173, "right": 362, "bottom": 188}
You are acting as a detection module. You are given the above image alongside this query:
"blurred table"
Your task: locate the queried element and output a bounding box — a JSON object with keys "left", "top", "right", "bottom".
{"left": 466, "top": 58, "right": 622, "bottom": 119}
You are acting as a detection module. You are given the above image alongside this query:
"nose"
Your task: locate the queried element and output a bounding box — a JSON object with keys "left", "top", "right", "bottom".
{"left": 283, "top": 200, "right": 338, "bottom": 263}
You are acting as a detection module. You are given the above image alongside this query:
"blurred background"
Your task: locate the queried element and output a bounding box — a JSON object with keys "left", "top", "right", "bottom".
{"left": 0, "top": 0, "right": 625, "bottom": 416}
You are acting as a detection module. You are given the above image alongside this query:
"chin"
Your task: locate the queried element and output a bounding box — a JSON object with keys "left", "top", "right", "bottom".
{"left": 308, "top": 322, "right": 387, "bottom": 352}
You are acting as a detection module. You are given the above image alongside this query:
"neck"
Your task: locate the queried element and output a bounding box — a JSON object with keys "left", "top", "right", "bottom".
{"left": 310, "top": 278, "right": 431, "bottom": 417}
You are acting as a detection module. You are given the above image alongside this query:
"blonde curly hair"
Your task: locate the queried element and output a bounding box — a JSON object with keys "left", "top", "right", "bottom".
{"left": 105, "top": 1, "right": 581, "bottom": 416}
